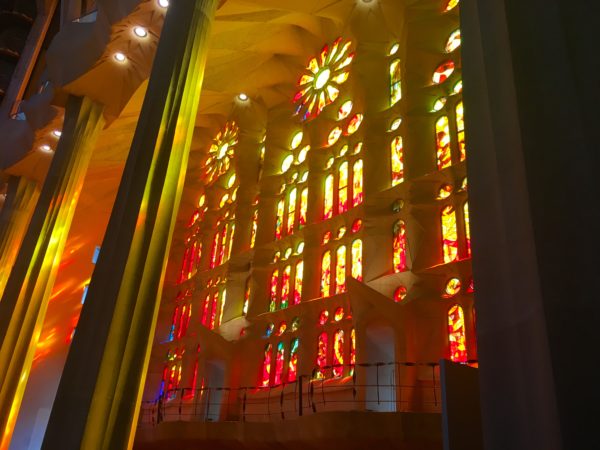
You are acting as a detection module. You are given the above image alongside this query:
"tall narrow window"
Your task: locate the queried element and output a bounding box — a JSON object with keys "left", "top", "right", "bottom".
{"left": 316, "top": 332, "right": 328, "bottom": 379}
{"left": 294, "top": 260, "right": 303, "bottom": 305}
{"left": 351, "top": 239, "right": 363, "bottom": 281}
{"left": 274, "top": 342, "right": 285, "bottom": 385}
{"left": 250, "top": 209, "right": 258, "bottom": 248}
{"left": 210, "top": 291, "right": 220, "bottom": 329}
{"left": 463, "top": 201, "right": 471, "bottom": 257}
{"left": 299, "top": 187, "right": 308, "bottom": 227}
{"left": 243, "top": 278, "right": 251, "bottom": 315}
{"left": 281, "top": 265, "right": 291, "bottom": 309}
{"left": 324, "top": 175, "right": 334, "bottom": 219}
{"left": 275, "top": 199, "right": 285, "bottom": 240}
{"left": 269, "top": 269, "right": 279, "bottom": 312}
{"left": 333, "top": 329, "right": 345, "bottom": 377}
{"left": 441, "top": 206, "right": 458, "bottom": 263}
{"left": 201, "top": 295, "right": 210, "bottom": 327}
{"left": 169, "top": 306, "right": 179, "bottom": 341}
{"left": 352, "top": 160, "right": 363, "bottom": 206}
{"left": 436, "top": 116, "right": 452, "bottom": 170}
{"left": 226, "top": 223, "right": 235, "bottom": 260}
{"left": 287, "top": 188, "right": 297, "bottom": 235}
{"left": 391, "top": 136, "right": 404, "bottom": 186}
{"left": 288, "top": 338, "right": 299, "bottom": 382}
{"left": 456, "top": 101, "right": 465, "bottom": 161}
{"left": 210, "top": 230, "right": 220, "bottom": 269}
{"left": 261, "top": 344, "right": 273, "bottom": 387}
{"left": 217, "top": 222, "right": 228, "bottom": 265}
{"left": 448, "top": 305, "right": 467, "bottom": 363}
{"left": 338, "top": 162, "right": 349, "bottom": 214}
{"left": 390, "top": 58, "right": 402, "bottom": 106}
{"left": 350, "top": 328, "right": 356, "bottom": 375}
{"left": 393, "top": 220, "right": 407, "bottom": 272}
{"left": 335, "top": 245, "right": 347, "bottom": 294}
{"left": 321, "top": 251, "right": 331, "bottom": 297}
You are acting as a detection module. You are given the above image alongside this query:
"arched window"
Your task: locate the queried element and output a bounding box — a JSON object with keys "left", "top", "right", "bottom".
{"left": 316, "top": 332, "right": 328, "bottom": 379}
{"left": 352, "top": 159, "right": 363, "bottom": 206}
{"left": 299, "top": 187, "right": 308, "bottom": 227}
{"left": 269, "top": 269, "right": 279, "bottom": 312}
{"left": 335, "top": 245, "right": 347, "bottom": 294}
{"left": 448, "top": 305, "right": 467, "bottom": 363}
{"left": 274, "top": 342, "right": 285, "bottom": 385}
{"left": 393, "top": 220, "right": 407, "bottom": 272}
{"left": 390, "top": 58, "right": 402, "bottom": 106}
{"left": 261, "top": 344, "right": 273, "bottom": 387}
{"left": 464, "top": 201, "right": 471, "bottom": 257}
{"left": 333, "top": 329, "right": 345, "bottom": 377}
{"left": 287, "top": 188, "right": 297, "bottom": 235}
{"left": 338, "top": 161, "right": 349, "bottom": 213}
{"left": 351, "top": 239, "right": 363, "bottom": 281}
{"left": 441, "top": 206, "right": 458, "bottom": 263}
{"left": 288, "top": 338, "right": 299, "bottom": 382}
{"left": 456, "top": 101, "right": 465, "bottom": 161}
{"left": 281, "top": 265, "right": 291, "bottom": 309}
{"left": 321, "top": 251, "right": 331, "bottom": 297}
{"left": 436, "top": 116, "right": 452, "bottom": 170}
{"left": 391, "top": 136, "right": 404, "bottom": 186}
{"left": 324, "top": 174, "right": 334, "bottom": 219}
{"left": 275, "top": 199, "right": 285, "bottom": 240}
{"left": 294, "top": 260, "right": 303, "bottom": 305}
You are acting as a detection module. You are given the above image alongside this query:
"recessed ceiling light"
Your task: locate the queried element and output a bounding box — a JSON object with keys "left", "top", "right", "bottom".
{"left": 133, "top": 26, "right": 148, "bottom": 38}
{"left": 158, "top": 0, "right": 169, "bottom": 8}
{"left": 40, "top": 144, "right": 52, "bottom": 152}
{"left": 237, "top": 93, "right": 249, "bottom": 101}
{"left": 114, "top": 52, "right": 126, "bottom": 62}
{"left": 52, "top": 130, "right": 62, "bottom": 138}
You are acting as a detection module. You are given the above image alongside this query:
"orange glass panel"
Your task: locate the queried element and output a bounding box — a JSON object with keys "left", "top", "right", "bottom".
{"left": 448, "top": 305, "right": 467, "bottom": 363}
{"left": 436, "top": 116, "right": 452, "bottom": 170}
{"left": 250, "top": 209, "right": 258, "bottom": 248}
{"left": 324, "top": 175, "right": 334, "bottom": 219}
{"left": 393, "top": 220, "right": 407, "bottom": 272}
{"left": 299, "top": 188, "right": 308, "bottom": 227}
{"left": 352, "top": 159, "right": 363, "bottom": 206}
{"left": 281, "top": 265, "right": 291, "bottom": 309}
{"left": 456, "top": 101, "right": 466, "bottom": 161}
{"left": 351, "top": 239, "right": 363, "bottom": 281}
{"left": 335, "top": 245, "right": 347, "bottom": 294}
{"left": 442, "top": 206, "right": 458, "bottom": 263}
{"left": 333, "top": 330, "right": 344, "bottom": 377}
{"left": 294, "top": 260, "right": 303, "bottom": 305}
{"left": 464, "top": 201, "right": 471, "bottom": 257}
{"left": 321, "top": 251, "right": 331, "bottom": 297}
{"left": 391, "top": 136, "right": 404, "bottom": 186}
{"left": 287, "top": 188, "right": 297, "bottom": 235}
{"left": 270, "top": 269, "right": 279, "bottom": 312}
{"left": 316, "top": 332, "right": 328, "bottom": 379}
{"left": 432, "top": 60, "right": 455, "bottom": 84}
{"left": 338, "top": 161, "right": 348, "bottom": 213}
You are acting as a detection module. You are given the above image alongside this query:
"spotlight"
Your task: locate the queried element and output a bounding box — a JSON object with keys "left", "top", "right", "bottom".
{"left": 114, "top": 52, "right": 127, "bottom": 62}
{"left": 52, "top": 130, "right": 62, "bottom": 138}
{"left": 237, "top": 93, "right": 249, "bottom": 101}
{"left": 133, "top": 26, "right": 148, "bottom": 38}
{"left": 158, "top": 0, "right": 169, "bottom": 7}
{"left": 40, "top": 144, "right": 52, "bottom": 152}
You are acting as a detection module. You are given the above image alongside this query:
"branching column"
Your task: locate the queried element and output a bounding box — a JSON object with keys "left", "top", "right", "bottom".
{"left": 0, "top": 96, "right": 104, "bottom": 450}
{"left": 42, "top": 1, "right": 218, "bottom": 449}
{"left": 0, "top": 176, "right": 39, "bottom": 299}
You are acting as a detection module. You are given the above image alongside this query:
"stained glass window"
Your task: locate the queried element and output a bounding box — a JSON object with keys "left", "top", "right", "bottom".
{"left": 350, "top": 328, "right": 356, "bottom": 375}
{"left": 335, "top": 245, "right": 347, "bottom": 294}
{"left": 210, "top": 290, "right": 220, "bottom": 329}
{"left": 201, "top": 294, "right": 210, "bottom": 326}
{"left": 288, "top": 338, "right": 299, "bottom": 382}
{"left": 351, "top": 239, "right": 363, "bottom": 281}
{"left": 443, "top": 0, "right": 460, "bottom": 12}
{"left": 456, "top": 101, "right": 465, "bottom": 161}
{"left": 321, "top": 251, "right": 331, "bottom": 297}
{"left": 436, "top": 116, "right": 452, "bottom": 170}
{"left": 464, "top": 201, "right": 471, "bottom": 257}
{"left": 262, "top": 344, "right": 272, "bottom": 387}
{"left": 448, "top": 305, "right": 467, "bottom": 363}
{"left": 250, "top": 209, "right": 258, "bottom": 248}
{"left": 394, "top": 286, "right": 407, "bottom": 302}
{"left": 316, "top": 332, "right": 328, "bottom": 379}
{"left": 391, "top": 136, "right": 404, "bottom": 186}
{"left": 390, "top": 58, "right": 402, "bottom": 106}
{"left": 294, "top": 37, "right": 354, "bottom": 120}
{"left": 393, "top": 220, "right": 407, "bottom": 272}
{"left": 226, "top": 223, "right": 235, "bottom": 260}
{"left": 324, "top": 175, "right": 334, "bottom": 219}
{"left": 275, "top": 199, "right": 285, "bottom": 240}
{"left": 338, "top": 100, "right": 353, "bottom": 120}
{"left": 432, "top": 61, "right": 455, "bottom": 84}
{"left": 338, "top": 162, "right": 349, "bottom": 213}
{"left": 281, "top": 265, "right": 291, "bottom": 309}
{"left": 346, "top": 114, "right": 363, "bottom": 135}
{"left": 205, "top": 122, "right": 238, "bottom": 184}
{"left": 333, "top": 330, "right": 345, "bottom": 377}
{"left": 287, "top": 188, "right": 297, "bottom": 235}
{"left": 299, "top": 188, "right": 308, "bottom": 227}
{"left": 210, "top": 230, "right": 220, "bottom": 269}
{"left": 444, "top": 278, "right": 462, "bottom": 297}
{"left": 217, "top": 222, "right": 228, "bottom": 266}
{"left": 445, "top": 29, "right": 461, "bottom": 53}
{"left": 243, "top": 278, "right": 251, "bottom": 315}
{"left": 352, "top": 159, "right": 363, "bottom": 206}
{"left": 442, "top": 206, "right": 458, "bottom": 263}
{"left": 294, "top": 260, "right": 303, "bottom": 305}
{"left": 274, "top": 342, "right": 285, "bottom": 385}
{"left": 270, "top": 269, "right": 279, "bottom": 312}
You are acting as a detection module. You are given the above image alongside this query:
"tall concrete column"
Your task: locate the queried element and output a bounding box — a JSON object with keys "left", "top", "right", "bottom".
{"left": 0, "top": 176, "right": 40, "bottom": 299}
{"left": 0, "top": 95, "right": 104, "bottom": 450}
{"left": 42, "top": 1, "right": 218, "bottom": 449}
{"left": 461, "top": 0, "right": 600, "bottom": 449}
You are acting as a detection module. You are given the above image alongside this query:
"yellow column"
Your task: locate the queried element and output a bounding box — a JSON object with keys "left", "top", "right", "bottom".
{"left": 0, "top": 176, "right": 40, "bottom": 299}
{"left": 42, "top": 1, "right": 218, "bottom": 449}
{"left": 0, "top": 96, "right": 104, "bottom": 450}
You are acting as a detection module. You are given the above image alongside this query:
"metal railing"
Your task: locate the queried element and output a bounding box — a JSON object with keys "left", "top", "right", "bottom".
{"left": 139, "top": 361, "right": 447, "bottom": 425}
